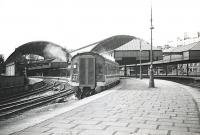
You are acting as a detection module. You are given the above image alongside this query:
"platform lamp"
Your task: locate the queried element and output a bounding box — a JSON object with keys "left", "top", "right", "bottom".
{"left": 149, "top": 2, "right": 155, "bottom": 88}
{"left": 139, "top": 39, "right": 143, "bottom": 79}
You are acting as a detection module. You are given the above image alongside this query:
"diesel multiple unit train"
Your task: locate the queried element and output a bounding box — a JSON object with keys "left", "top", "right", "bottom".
{"left": 70, "top": 52, "right": 120, "bottom": 99}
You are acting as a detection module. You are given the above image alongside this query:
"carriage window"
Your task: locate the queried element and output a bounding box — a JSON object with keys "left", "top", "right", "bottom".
{"left": 111, "top": 64, "right": 113, "bottom": 74}
{"left": 106, "top": 64, "right": 108, "bottom": 75}
{"left": 109, "top": 64, "right": 112, "bottom": 74}
{"left": 97, "top": 64, "right": 103, "bottom": 74}
{"left": 108, "top": 64, "right": 110, "bottom": 75}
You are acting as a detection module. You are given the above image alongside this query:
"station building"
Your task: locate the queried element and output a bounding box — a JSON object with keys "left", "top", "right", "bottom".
{"left": 130, "top": 41, "right": 200, "bottom": 77}
{"left": 161, "top": 41, "right": 200, "bottom": 76}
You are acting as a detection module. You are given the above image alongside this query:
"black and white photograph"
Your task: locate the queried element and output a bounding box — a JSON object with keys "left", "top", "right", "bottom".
{"left": 0, "top": 0, "right": 200, "bottom": 135}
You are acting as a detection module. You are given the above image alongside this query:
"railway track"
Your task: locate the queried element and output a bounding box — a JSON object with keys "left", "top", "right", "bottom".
{"left": 0, "top": 79, "right": 74, "bottom": 119}
{"left": 0, "top": 81, "right": 54, "bottom": 105}
{"left": 0, "top": 88, "right": 74, "bottom": 119}
{"left": 153, "top": 76, "right": 200, "bottom": 88}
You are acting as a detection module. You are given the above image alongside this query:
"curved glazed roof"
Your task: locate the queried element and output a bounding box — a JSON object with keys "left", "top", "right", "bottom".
{"left": 91, "top": 35, "right": 136, "bottom": 53}
{"left": 5, "top": 41, "right": 69, "bottom": 64}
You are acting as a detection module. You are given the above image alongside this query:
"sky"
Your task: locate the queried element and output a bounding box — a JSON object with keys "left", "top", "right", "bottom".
{"left": 0, "top": 0, "right": 200, "bottom": 59}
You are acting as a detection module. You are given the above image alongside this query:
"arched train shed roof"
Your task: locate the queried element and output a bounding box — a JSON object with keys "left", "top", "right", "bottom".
{"left": 91, "top": 35, "right": 136, "bottom": 53}
{"left": 5, "top": 41, "right": 69, "bottom": 64}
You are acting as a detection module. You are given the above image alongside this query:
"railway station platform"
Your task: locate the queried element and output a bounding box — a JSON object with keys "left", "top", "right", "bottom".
{"left": 1, "top": 78, "right": 200, "bottom": 135}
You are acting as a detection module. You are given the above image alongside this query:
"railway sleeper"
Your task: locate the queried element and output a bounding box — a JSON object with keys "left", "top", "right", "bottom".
{"left": 74, "top": 87, "right": 95, "bottom": 99}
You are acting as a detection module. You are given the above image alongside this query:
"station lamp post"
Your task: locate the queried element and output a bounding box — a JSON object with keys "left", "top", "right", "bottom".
{"left": 139, "top": 39, "right": 143, "bottom": 79}
{"left": 149, "top": 3, "right": 155, "bottom": 88}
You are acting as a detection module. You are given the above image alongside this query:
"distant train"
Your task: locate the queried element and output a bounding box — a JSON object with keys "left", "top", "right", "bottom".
{"left": 70, "top": 52, "right": 120, "bottom": 99}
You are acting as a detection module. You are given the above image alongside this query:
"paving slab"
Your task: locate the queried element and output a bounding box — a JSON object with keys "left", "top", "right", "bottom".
{"left": 1, "top": 78, "right": 200, "bottom": 135}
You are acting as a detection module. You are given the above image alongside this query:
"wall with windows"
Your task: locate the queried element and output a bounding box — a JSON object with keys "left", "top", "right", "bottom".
{"left": 6, "top": 62, "right": 15, "bottom": 76}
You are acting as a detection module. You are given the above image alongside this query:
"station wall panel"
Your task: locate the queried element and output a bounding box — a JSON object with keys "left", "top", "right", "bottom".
{"left": 171, "top": 55, "right": 183, "bottom": 61}
{"left": 0, "top": 76, "right": 24, "bottom": 88}
{"left": 189, "top": 50, "right": 200, "bottom": 60}
{"left": 153, "top": 51, "right": 163, "bottom": 61}
{"left": 183, "top": 51, "right": 189, "bottom": 60}
{"left": 115, "top": 50, "right": 149, "bottom": 60}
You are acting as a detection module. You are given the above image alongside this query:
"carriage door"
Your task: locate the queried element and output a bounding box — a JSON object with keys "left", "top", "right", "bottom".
{"left": 79, "top": 56, "right": 96, "bottom": 89}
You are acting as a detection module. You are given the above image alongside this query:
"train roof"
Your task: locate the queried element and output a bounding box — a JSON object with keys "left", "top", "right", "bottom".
{"left": 71, "top": 52, "right": 119, "bottom": 65}
{"left": 70, "top": 43, "right": 98, "bottom": 57}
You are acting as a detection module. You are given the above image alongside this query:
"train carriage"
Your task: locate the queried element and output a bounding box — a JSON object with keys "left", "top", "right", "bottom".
{"left": 70, "top": 52, "right": 120, "bottom": 99}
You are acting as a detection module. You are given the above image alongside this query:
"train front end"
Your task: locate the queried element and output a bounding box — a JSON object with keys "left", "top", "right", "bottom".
{"left": 70, "top": 53, "right": 98, "bottom": 99}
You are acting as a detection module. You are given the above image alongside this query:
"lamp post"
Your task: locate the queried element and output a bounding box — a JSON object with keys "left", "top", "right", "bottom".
{"left": 139, "top": 39, "right": 143, "bottom": 79}
{"left": 149, "top": 2, "right": 155, "bottom": 88}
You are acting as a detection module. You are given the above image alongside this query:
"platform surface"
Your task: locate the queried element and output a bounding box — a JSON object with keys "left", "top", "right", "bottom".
{"left": 1, "top": 78, "right": 200, "bottom": 135}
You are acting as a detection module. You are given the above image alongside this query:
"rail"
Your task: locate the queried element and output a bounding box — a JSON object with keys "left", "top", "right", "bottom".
{"left": 0, "top": 89, "right": 74, "bottom": 119}
{"left": 0, "top": 77, "right": 73, "bottom": 119}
